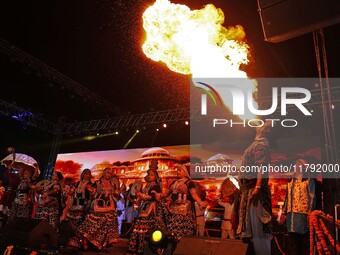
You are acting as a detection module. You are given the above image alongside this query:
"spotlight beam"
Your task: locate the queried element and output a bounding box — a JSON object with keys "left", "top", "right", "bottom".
{"left": 123, "top": 130, "right": 139, "bottom": 149}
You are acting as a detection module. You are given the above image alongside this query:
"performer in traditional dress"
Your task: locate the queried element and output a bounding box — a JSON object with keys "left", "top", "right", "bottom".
{"left": 164, "top": 164, "right": 207, "bottom": 240}
{"left": 2, "top": 147, "right": 20, "bottom": 217}
{"left": 237, "top": 122, "right": 272, "bottom": 255}
{"left": 281, "top": 159, "right": 316, "bottom": 255}
{"left": 69, "top": 168, "right": 119, "bottom": 250}
{"left": 128, "top": 160, "right": 166, "bottom": 255}
{"left": 34, "top": 171, "right": 63, "bottom": 230}
{"left": 60, "top": 169, "right": 93, "bottom": 229}
{"left": 7, "top": 167, "right": 37, "bottom": 222}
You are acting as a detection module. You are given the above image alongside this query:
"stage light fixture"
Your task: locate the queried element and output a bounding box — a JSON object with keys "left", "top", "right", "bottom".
{"left": 185, "top": 121, "right": 189, "bottom": 125}
{"left": 163, "top": 123, "right": 167, "bottom": 128}
{"left": 115, "top": 131, "right": 119, "bottom": 135}
{"left": 143, "top": 228, "right": 176, "bottom": 255}
{"left": 156, "top": 128, "right": 159, "bottom": 132}
{"left": 136, "top": 130, "right": 140, "bottom": 133}
{"left": 152, "top": 230, "right": 163, "bottom": 243}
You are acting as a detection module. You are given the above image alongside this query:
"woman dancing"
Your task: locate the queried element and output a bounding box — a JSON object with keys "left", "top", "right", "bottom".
{"left": 128, "top": 160, "right": 166, "bottom": 255}
{"left": 69, "top": 168, "right": 119, "bottom": 250}
{"left": 61, "top": 168, "right": 93, "bottom": 229}
{"left": 164, "top": 164, "right": 207, "bottom": 240}
{"left": 7, "top": 166, "right": 38, "bottom": 222}
{"left": 34, "top": 171, "right": 63, "bottom": 230}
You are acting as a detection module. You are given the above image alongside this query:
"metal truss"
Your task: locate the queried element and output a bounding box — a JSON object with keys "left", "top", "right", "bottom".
{"left": 0, "top": 37, "right": 119, "bottom": 113}
{"left": 60, "top": 107, "right": 195, "bottom": 134}
{"left": 1, "top": 86, "right": 340, "bottom": 135}
{"left": 0, "top": 99, "right": 56, "bottom": 132}
{"left": 61, "top": 86, "right": 340, "bottom": 134}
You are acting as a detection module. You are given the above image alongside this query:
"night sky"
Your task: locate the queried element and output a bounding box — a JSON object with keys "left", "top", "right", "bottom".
{"left": 0, "top": 0, "right": 339, "bottom": 171}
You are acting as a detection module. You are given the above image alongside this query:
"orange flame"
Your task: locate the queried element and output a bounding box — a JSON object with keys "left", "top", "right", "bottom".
{"left": 142, "top": 0, "right": 257, "bottom": 119}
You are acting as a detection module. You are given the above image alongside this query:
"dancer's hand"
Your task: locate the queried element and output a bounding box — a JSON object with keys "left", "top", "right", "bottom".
{"left": 279, "top": 212, "right": 286, "bottom": 224}
{"left": 199, "top": 201, "right": 208, "bottom": 208}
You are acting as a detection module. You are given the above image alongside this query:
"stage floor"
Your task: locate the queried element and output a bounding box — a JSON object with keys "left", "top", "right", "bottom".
{"left": 61, "top": 238, "right": 129, "bottom": 255}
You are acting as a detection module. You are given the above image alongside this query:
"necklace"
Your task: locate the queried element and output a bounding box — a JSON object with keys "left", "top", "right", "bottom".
{"left": 76, "top": 180, "right": 89, "bottom": 193}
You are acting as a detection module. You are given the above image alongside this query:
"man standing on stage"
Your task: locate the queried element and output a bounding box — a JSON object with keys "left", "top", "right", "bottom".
{"left": 237, "top": 121, "right": 272, "bottom": 255}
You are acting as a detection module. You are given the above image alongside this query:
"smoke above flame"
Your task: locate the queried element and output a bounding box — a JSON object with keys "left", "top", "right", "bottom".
{"left": 142, "top": 0, "right": 257, "bottom": 119}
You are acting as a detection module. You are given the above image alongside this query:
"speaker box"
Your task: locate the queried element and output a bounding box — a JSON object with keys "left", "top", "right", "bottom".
{"left": 257, "top": 0, "right": 340, "bottom": 42}
{"left": 173, "top": 236, "right": 249, "bottom": 255}
{"left": 59, "top": 220, "right": 75, "bottom": 246}
{"left": 1, "top": 219, "right": 58, "bottom": 248}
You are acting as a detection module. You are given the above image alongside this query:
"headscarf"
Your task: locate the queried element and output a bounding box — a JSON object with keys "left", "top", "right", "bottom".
{"left": 146, "top": 160, "right": 161, "bottom": 185}
{"left": 146, "top": 169, "right": 161, "bottom": 185}
{"left": 175, "top": 164, "right": 190, "bottom": 179}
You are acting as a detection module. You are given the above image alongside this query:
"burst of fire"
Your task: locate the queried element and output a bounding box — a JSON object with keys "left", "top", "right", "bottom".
{"left": 142, "top": 0, "right": 258, "bottom": 119}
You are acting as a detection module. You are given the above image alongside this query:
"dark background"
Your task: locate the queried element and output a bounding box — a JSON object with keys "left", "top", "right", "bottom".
{"left": 0, "top": 0, "right": 339, "bottom": 173}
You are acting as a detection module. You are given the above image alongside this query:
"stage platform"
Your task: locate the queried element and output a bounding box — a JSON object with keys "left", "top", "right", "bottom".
{"left": 61, "top": 238, "right": 129, "bottom": 255}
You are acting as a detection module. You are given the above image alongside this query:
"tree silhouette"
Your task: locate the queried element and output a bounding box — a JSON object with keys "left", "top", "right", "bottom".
{"left": 55, "top": 160, "right": 83, "bottom": 177}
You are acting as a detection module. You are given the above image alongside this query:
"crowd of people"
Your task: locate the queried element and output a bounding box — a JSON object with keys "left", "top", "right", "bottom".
{"left": 0, "top": 123, "right": 319, "bottom": 255}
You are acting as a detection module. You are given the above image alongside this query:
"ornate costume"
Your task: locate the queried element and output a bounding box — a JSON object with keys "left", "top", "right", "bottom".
{"left": 128, "top": 177, "right": 166, "bottom": 254}
{"left": 166, "top": 178, "right": 197, "bottom": 240}
{"left": 64, "top": 179, "right": 92, "bottom": 229}
{"left": 165, "top": 164, "right": 206, "bottom": 240}
{"left": 237, "top": 136, "right": 272, "bottom": 255}
{"left": 8, "top": 177, "right": 34, "bottom": 222}
{"left": 34, "top": 179, "right": 62, "bottom": 230}
{"left": 69, "top": 173, "right": 119, "bottom": 250}
{"left": 2, "top": 168, "right": 20, "bottom": 211}
{"left": 283, "top": 168, "right": 315, "bottom": 255}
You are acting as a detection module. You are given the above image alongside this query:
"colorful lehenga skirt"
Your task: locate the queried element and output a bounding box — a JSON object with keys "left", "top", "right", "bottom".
{"left": 128, "top": 203, "right": 166, "bottom": 254}
{"left": 8, "top": 194, "right": 33, "bottom": 222}
{"left": 34, "top": 198, "right": 59, "bottom": 230}
{"left": 69, "top": 210, "right": 119, "bottom": 250}
{"left": 166, "top": 213, "right": 195, "bottom": 240}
